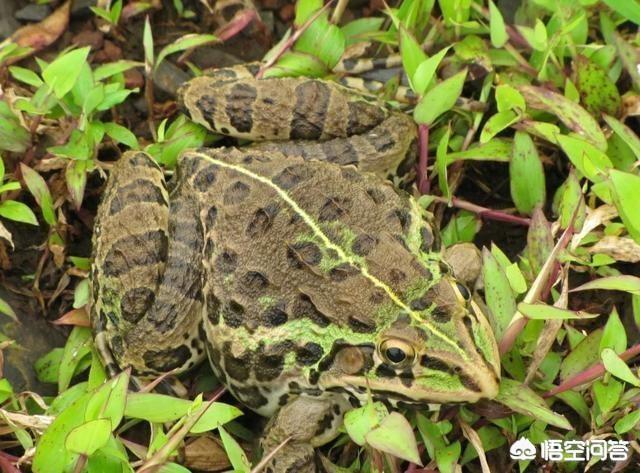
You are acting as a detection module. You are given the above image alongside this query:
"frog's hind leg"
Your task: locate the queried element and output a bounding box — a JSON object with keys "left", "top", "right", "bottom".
{"left": 91, "top": 151, "right": 207, "bottom": 378}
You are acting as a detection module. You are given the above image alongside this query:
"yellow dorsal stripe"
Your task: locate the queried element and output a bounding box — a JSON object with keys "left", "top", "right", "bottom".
{"left": 200, "top": 154, "right": 466, "bottom": 358}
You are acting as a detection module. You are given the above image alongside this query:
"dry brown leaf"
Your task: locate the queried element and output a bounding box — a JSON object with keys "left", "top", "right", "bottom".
{"left": 0, "top": 1, "right": 71, "bottom": 64}
{"left": 571, "top": 204, "right": 618, "bottom": 250}
{"left": 52, "top": 307, "right": 90, "bottom": 327}
{"left": 0, "top": 221, "right": 13, "bottom": 250}
{"left": 589, "top": 235, "right": 640, "bottom": 263}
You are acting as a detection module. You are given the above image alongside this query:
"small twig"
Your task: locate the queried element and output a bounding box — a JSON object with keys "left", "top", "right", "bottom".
{"left": 330, "top": 0, "right": 349, "bottom": 24}
{"left": 417, "top": 124, "right": 430, "bottom": 194}
{"left": 430, "top": 195, "right": 531, "bottom": 226}
{"left": 256, "top": 1, "right": 335, "bottom": 79}
{"left": 544, "top": 342, "right": 640, "bottom": 398}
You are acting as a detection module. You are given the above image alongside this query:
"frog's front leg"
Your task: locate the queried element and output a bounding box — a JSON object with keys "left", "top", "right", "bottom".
{"left": 261, "top": 394, "right": 351, "bottom": 473}
{"left": 91, "top": 151, "right": 207, "bottom": 376}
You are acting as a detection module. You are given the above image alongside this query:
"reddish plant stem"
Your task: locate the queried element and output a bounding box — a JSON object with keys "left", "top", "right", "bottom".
{"left": 544, "top": 342, "right": 640, "bottom": 398}
{"left": 430, "top": 195, "right": 531, "bottom": 226}
{"left": 498, "top": 223, "right": 575, "bottom": 355}
{"left": 417, "top": 124, "right": 430, "bottom": 195}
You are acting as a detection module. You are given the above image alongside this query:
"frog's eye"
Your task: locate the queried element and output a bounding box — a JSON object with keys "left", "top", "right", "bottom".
{"left": 455, "top": 282, "right": 471, "bottom": 301}
{"left": 380, "top": 339, "right": 415, "bottom": 367}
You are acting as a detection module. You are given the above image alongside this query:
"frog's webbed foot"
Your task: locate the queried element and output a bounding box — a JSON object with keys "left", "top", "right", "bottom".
{"left": 261, "top": 395, "right": 350, "bottom": 473}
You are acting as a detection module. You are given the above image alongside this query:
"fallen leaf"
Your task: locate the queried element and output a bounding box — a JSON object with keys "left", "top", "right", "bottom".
{"left": 0, "top": 1, "right": 71, "bottom": 65}
{"left": 589, "top": 235, "right": 640, "bottom": 263}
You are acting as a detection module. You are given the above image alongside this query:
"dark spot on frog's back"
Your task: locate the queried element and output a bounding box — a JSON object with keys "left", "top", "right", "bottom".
{"left": 392, "top": 208, "right": 412, "bottom": 232}
{"left": 109, "top": 179, "right": 166, "bottom": 215}
{"left": 420, "top": 226, "right": 434, "bottom": 251}
{"left": 420, "top": 356, "right": 451, "bottom": 373}
{"left": 195, "top": 94, "right": 217, "bottom": 129}
{"left": 296, "top": 342, "right": 324, "bottom": 365}
{"left": 223, "top": 347, "right": 251, "bottom": 382}
{"left": 103, "top": 230, "right": 168, "bottom": 277}
{"left": 290, "top": 81, "right": 331, "bottom": 140}
{"left": 216, "top": 249, "right": 238, "bottom": 274}
{"left": 223, "top": 181, "right": 250, "bottom": 205}
{"left": 143, "top": 345, "right": 191, "bottom": 372}
{"left": 246, "top": 202, "right": 280, "bottom": 238}
{"left": 120, "top": 286, "right": 155, "bottom": 323}
{"left": 321, "top": 140, "right": 359, "bottom": 167}
{"left": 225, "top": 83, "right": 257, "bottom": 133}
{"left": 287, "top": 241, "right": 322, "bottom": 268}
{"left": 272, "top": 164, "right": 312, "bottom": 190}
{"left": 193, "top": 164, "right": 217, "bottom": 192}
{"left": 222, "top": 300, "right": 245, "bottom": 328}
{"left": 233, "top": 385, "right": 268, "bottom": 409}
{"left": 366, "top": 187, "right": 386, "bottom": 204}
{"left": 347, "top": 101, "right": 386, "bottom": 135}
{"left": 348, "top": 315, "right": 376, "bottom": 333}
{"left": 368, "top": 134, "right": 396, "bottom": 153}
{"left": 329, "top": 263, "right": 359, "bottom": 282}
{"left": 292, "top": 293, "right": 330, "bottom": 327}
{"left": 262, "top": 302, "right": 288, "bottom": 327}
{"left": 206, "top": 293, "right": 221, "bottom": 325}
{"left": 352, "top": 234, "right": 377, "bottom": 256}
{"left": 128, "top": 152, "right": 159, "bottom": 169}
{"left": 255, "top": 352, "right": 284, "bottom": 381}
{"left": 319, "top": 196, "right": 350, "bottom": 222}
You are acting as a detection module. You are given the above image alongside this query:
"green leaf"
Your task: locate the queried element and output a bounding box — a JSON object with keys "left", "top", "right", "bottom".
{"left": 412, "top": 46, "right": 451, "bottom": 96}
{"left": 601, "top": 348, "right": 640, "bottom": 386}
{"left": 295, "top": 18, "right": 345, "bottom": 69}
{"left": 560, "top": 329, "right": 602, "bottom": 382}
{"left": 480, "top": 109, "right": 518, "bottom": 143}
{"left": 33, "top": 392, "right": 90, "bottom": 472}
{"left": 435, "top": 441, "right": 461, "bottom": 473}
{"left": 59, "top": 327, "right": 93, "bottom": 392}
{"left": 19, "top": 163, "right": 56, "bottom": 225}
{"left": 73, "top": 279, "right": 90, "bottom": 309}
{"left": 599, "top": 308, "right": 626, "bottom": 354}
{"left": 341, "top": 18, "right": 385, "bottom": 46}
{"left": 517, "top": 303, "right": 599, "bottom": 320}
{"left": 294, "top": 0, "right": 323, "bottom": 25}
{"left": 94, "top": 60, "right": 143, "bottom": 81}
{"left": 602, "top": 0, "right": 640, "bottom": 25}
{"left": 441, "top": 210, "right": 480, "bottom": 246}
{"left": 104, "top": 122, "right": 139, "bottom": 149}
{"left": 510, "top": 131, "right": 546, "bottom": 215}
{"left": 604, "top": 115, "right": 640, "bottom": 161}
{"left": 190, "top": 402, "right": 243, "bottom": 433}
{"left": 496, "top": 378, "right": 572, "bottom": 430}
{"left": 35, "top": 348, "right": 64, "bottom": 383}
{"left": 555, "top": 169, "right": 585, "bottom": 230}
{"left": 615, "top": 409, "right": 640, "bottom": 434}
{"left": 573, "top": 55, "right": 621, "bottom": 116}
{"left": 614, "top": 33, "right": 640, "bottom": 92}
{"left": 344, "top": 402, "right": 388, "bottom": 446}
{"left": 0, "top": 296, "right": 16, "bottom": 322}
{"left": 488, "top": 0, "right": 507, "bottom": 47}
{"left": 0, "top": 102, "right": 30, "bottom": 153}
{"left": 155, "top": 34, "right": 218, "bottom": 71}
{"left": 572, "top": 275, "right": 640, "bottom": 295}
{"left": 42, "top": 47, "right": 91, "bottom": 99}
{"left": 446, "top": 139, "right": 511, "bottom": 163}
{"left": 400, "top": 26, "right": 427, "bottom": 90}
{"left": 219, "top": 426, "right": 251, "bottom": 473}
{"left": 608, "top": 169, "right": 640, "bottom": 243}
{"left": 85, "top": 371, "right": 130, "bottom": 427}
{"left": 593, "top": 378, "right": 622, "bottom": 414}
{"left": 265, "top": 51, "right": 328, "bottom": 78}
{"left": 9, "top": 66, "right": 43, "bottom": 87}
{"left": 519, "top": 85, "right": 607, "bottom": 150}
{"left": 496, "top": 84, "right": 525, "bottom": 113}
{"left": 436, "top": 125, "right": 451, "bottom": 201}
{"left": 0, "top": 200, "right": 38, "bottom": 225}
{"left": 414, "top": 69, "right": 467, "bottom": 125}
{"left": 483, "top": 247, "right": 516, "bottom": 339}
{"left": 66, "top": 160, "right": 88, "bottom": 210}
{"left": 65, "top": 419, "right": 112, "bottom": 456}
{"left": 365, "top": 412, "right": 421, "bottom": 464}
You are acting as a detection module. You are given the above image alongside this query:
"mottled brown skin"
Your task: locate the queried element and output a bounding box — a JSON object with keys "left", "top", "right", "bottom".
{"left": 91, "top": 65, "right": 500, "bottom": 472}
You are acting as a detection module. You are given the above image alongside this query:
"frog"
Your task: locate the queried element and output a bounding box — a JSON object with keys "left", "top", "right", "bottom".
{"left": 90, "top": 64, "right": 501, "bottom": 472}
